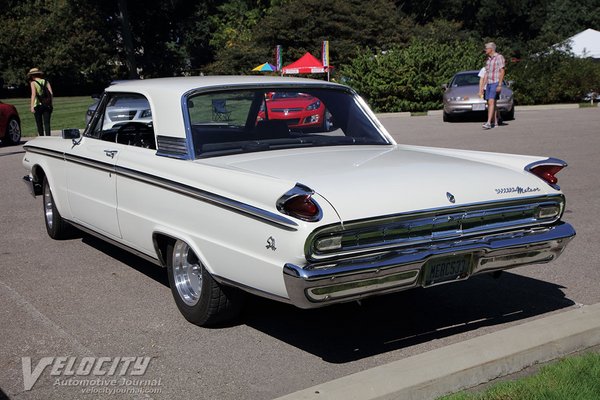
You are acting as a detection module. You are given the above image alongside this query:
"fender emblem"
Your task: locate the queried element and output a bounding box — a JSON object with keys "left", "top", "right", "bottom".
{"left": 266, "top": 236, "right": 277, "bottom": 251}
{"left": 446, "top": 192, "right": 456, "bottom": 203}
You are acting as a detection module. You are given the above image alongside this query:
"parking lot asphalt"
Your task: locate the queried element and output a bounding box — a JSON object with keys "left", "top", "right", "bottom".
{"left": 1, "top": 105, "right": 599, "bottom": 399}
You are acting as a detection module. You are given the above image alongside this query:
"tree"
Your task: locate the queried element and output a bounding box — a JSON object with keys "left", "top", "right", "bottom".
{"left": 207, "top": 0, "right": 414, "bottom": 74}
{"left": 0, "top": 0, "right": 117, "bottom": 94}
{"left": 341, "top": 38, "right": 483, "bottom": 112}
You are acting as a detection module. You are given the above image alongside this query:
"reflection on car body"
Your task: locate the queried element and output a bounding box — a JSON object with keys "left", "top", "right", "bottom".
{"left": 22, "top": 76, "right": 575, "bottom": 327}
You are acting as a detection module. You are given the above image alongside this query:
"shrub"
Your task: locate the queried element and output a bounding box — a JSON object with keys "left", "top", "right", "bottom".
{"left": 341, "top": 38, "right": 483, "bottom": 112}
{"left": 509, "top": 51, "right": 600, "bottom": 104}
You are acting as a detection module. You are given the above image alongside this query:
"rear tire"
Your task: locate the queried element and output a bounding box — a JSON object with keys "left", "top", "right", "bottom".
{"left": 42, "top": 178, "right": 72, "bottom": 239}
{"left": 166, "top": 240, "right": 243, "bottom": 326}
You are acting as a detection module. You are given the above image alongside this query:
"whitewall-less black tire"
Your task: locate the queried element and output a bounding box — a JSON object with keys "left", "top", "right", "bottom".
{"left": 42, "top": 178, "right": 72, "bottom": 239}
{"left": 166, "top": 240, "right": 243, "bottom": 326}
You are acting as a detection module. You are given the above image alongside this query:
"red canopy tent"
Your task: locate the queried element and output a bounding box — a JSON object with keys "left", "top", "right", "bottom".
{"left": 281, "top": 52, "right": 331, "bottom": 75}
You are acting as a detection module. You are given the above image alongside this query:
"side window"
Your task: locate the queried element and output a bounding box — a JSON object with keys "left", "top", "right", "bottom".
{"left": 86, "top": 92, "right": 155, "bottom": 150}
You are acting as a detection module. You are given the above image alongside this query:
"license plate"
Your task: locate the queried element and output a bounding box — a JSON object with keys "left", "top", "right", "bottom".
{"left": 472, "top": 103, "right": 486, "bottom": 111}
{"left": 423, "top": 254, "right": 471, "bottom": 287}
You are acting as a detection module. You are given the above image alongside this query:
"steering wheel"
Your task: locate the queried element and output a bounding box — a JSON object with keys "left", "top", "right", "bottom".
{"left": 115, "top": 122, "right": 154, "bottom": 148}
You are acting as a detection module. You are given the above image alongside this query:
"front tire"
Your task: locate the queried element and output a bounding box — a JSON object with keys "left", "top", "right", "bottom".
{"left": 43, "top": 178, "right": 72, "bottom": 239}
{"left": 167, "top": 240, "right": 243, "bottom": 326}
{"left": 4, "top": 117, "right": 21, "bottom": 145}
{"left": 443, "top": 111, "right": 453, "bottom": 122}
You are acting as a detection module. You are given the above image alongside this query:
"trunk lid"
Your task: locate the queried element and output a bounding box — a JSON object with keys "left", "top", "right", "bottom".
{"left": 204, "top": 145, "right": 553, "bottom": 222}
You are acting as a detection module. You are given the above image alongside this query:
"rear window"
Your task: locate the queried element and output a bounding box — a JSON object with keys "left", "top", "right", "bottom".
{"left": 187, "top": 87, "right": 390, "bottom": 158}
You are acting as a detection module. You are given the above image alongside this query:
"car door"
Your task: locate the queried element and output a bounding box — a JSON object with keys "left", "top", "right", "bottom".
{"left": 66, "top": 93, "right": 121, "bottom": 238}
{"left": 66, "top": 138, "right": 120, "bottom": 238}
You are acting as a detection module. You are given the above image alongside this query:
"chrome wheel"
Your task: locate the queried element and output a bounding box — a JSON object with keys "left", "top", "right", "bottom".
{"left": 44, "top": 183, "right": 54, "bottom": 230}
{"left": 172, "top": 240, "right": 202, "bottom": 306}
{"left": 8, "top": 119, "right": 21, "bottom": 144}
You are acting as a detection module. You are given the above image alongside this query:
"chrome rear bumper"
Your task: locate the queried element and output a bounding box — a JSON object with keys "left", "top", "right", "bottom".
{"left": 283, "top": 222, "right": 575, "bottom": 309}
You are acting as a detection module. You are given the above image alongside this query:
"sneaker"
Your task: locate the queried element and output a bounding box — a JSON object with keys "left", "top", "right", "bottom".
{"left": 482, "top": 122, "right": 492, "bottom": 129}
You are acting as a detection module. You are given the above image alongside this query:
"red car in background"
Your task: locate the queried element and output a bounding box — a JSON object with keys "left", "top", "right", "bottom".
{"left": 0, "top": 101, "right": 21, "bottom": 145}
{"left": 258, "top": 92, "right": 326, "bottom": 129}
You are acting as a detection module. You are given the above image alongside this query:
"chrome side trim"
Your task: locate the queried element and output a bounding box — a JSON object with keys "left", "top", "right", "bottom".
{"left": 24, "top": 145, "right": 65, "bottom": 160}
{"left": 115, "top": 165, "right": 299, "bottom": 231}
{"left": 64, "top": 153, "right": 115, "bottom": 173}
{"left": 525, "top": 157, "right": 567, "bottom": 190}
{"left": 284, "top": 222, "right": 576, "bottom": 308}
{"left": 24, "top": 144, "right": 297, "bottom": 231}
{"left": 67, "top": 219, "right": 163, "bottom": 267}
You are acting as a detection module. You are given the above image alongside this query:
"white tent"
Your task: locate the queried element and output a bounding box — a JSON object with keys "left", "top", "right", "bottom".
{"left": 562, "top": 28, "right": 600, "bottom": 58}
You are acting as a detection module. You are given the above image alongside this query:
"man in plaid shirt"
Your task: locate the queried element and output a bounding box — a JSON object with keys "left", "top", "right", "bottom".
{"left": 479, "top": 42, "right": 505, "bottom": 129}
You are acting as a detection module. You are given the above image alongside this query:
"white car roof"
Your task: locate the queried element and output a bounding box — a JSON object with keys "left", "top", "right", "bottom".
{"left": 106, "top": 75, "right": 343, "bottom": 95}
{"left": 105, "top": 76, "right": 345, "bottom": 139}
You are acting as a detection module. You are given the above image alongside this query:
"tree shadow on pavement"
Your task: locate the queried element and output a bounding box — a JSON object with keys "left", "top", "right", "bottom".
{"left": 242, "top": 272, "right": 574, "bottom": 363}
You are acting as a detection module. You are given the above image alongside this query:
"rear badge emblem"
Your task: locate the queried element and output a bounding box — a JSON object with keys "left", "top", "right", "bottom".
{"left": 446, "top": 192, "right": 456, "bottom": 203}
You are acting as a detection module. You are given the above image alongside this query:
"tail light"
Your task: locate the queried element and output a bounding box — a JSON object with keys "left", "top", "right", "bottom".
{"left": 526, "top": 158, "right": 567, "bottom": 188}
{"left": 277, "top": 184, "right": 322, "bottom": 222}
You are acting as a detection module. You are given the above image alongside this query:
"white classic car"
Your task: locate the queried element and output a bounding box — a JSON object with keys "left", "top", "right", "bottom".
{"left": 22, "top": 76, "right": 575, "bottom": 326}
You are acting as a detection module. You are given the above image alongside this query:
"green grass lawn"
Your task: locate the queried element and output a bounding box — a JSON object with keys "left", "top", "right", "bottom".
{"left": 4, "top": 96, "right": 92, "bottom": 137}
{"left": 440, "top": 351, "right": 600, "bottom": 400}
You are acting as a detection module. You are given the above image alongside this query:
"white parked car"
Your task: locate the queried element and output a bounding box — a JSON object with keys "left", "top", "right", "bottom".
{"left": 22, "top": 76, "right": 575, "bottom": 326}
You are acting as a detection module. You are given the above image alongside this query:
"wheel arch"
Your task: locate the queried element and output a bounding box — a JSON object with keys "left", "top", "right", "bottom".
{"left": 30, "top": 164, "right": 47, "bottom": 196}
{"left": 152, "top": 231, "right": 216, "bottom": 276}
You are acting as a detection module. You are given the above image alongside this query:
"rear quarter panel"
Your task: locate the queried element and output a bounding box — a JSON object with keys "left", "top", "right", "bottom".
{"left": 115, "top": 148, "right": 340, "bottom": 299}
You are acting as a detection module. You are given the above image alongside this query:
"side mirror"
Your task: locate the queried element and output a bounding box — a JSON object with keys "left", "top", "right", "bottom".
{"left": 507, "top": 80, "right": 514, "bottom": 87}
{"left": 62, "top": 128, "right": 81, "bottom": 139}
{"left": 441, "top": 83, "right": 448, "bottom": 90}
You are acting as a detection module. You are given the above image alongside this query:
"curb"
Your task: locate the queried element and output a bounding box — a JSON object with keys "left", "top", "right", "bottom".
{"left": 375, "top": 103, "right": 590, "bottom": 119}
{"left": 274, "top": 303, "right": 600, "bottom": 400}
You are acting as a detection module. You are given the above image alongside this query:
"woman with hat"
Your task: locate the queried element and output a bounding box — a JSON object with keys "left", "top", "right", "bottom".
{"left": 27, "top": 67, "right": 54, "bottom": 136}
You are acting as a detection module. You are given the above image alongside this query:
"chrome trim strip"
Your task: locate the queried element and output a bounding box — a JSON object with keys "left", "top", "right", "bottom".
{"left": 115, "top": 165, "right": 299, "bottom": 231}
{"left": 64, "top": 153, "right": 115, "bottom": 173}
{"left": 24, "top": 145, "right": 65, "bottom": 160}
{"left": 284, "top": 222, "right": 575, "bottom": 308}
{"left": 24, "top": 144, "right": 297, "bottom": 231}
{"left": 67, "top": 219, "right": 163, "bottom": 267}
{"left": 307, "top": 195, "right": 566, "bottom": 261}
{"left": 524, "top": 157, "right": 567, "bottom": 190}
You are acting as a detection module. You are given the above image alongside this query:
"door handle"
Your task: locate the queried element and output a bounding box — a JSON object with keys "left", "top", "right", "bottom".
{"left": 104, "top": 150, "right": 118, "bottom": 159}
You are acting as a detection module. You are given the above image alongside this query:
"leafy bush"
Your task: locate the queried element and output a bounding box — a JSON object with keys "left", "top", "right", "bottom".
{"left": 509, "top": 50, "right": 600, "bottom": 105}
{"left": 341, "top": 39, "right": 483, "bottom": 112}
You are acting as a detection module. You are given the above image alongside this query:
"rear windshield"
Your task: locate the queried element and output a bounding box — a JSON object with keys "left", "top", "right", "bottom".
{"left": 186, "top": 87, "right": 390, "bottom": 158}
